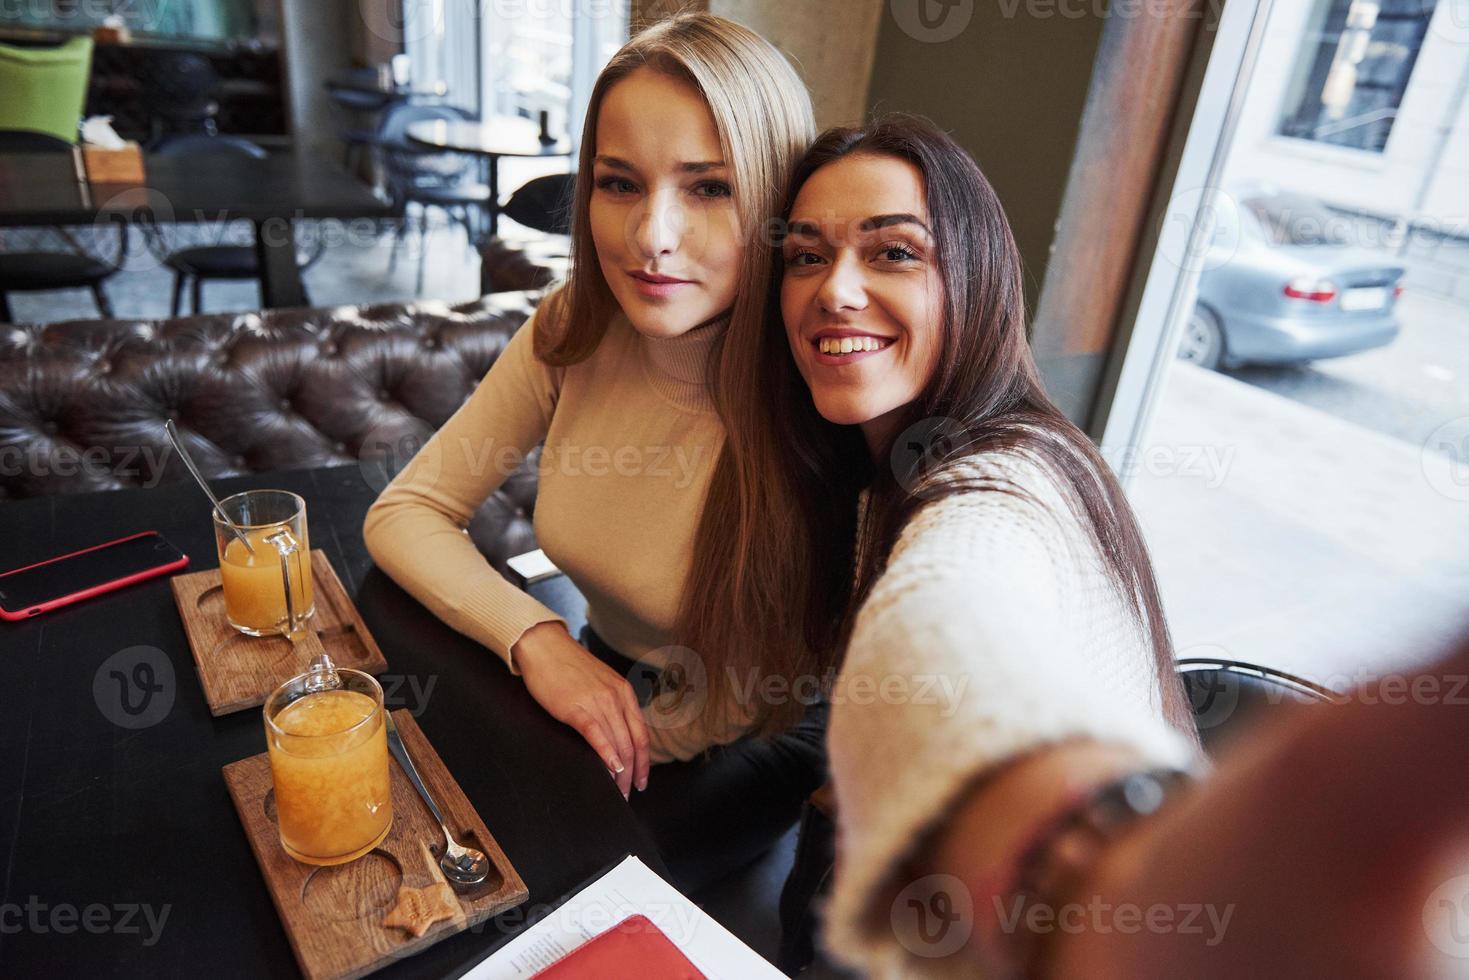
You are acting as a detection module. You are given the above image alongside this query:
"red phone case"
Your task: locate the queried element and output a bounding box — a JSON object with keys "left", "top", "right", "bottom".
{"left": 529, "top": 913, "right": 708, "bottom": 979}
{"left": 0, "top": 531, "right": 190, "bottom": 621}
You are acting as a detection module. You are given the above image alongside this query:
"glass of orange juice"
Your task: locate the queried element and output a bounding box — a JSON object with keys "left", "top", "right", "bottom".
{"left": 214, "top": 489, "right": 314, "bottom": 637}
{"left": 264, "top": 656, "right": 393, "bottom": 865}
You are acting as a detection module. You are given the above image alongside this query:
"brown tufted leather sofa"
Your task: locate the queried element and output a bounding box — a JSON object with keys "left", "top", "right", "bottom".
{"left": 0, "top": 292, "right": 546, "bottom": 574}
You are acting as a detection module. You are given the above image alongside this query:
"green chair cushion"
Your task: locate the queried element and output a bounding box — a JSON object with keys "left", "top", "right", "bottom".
{"left": 0, "top": 36, "right": 94, "bottom": 144}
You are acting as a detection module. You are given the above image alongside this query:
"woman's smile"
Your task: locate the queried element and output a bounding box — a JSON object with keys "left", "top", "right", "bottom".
{"left": 809, "top": 329, "right": 897, "bottom": 366}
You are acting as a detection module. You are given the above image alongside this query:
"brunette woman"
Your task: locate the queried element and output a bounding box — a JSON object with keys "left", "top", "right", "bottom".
{"left": 749, "top": 115, "right": 1469, "bottom": 978}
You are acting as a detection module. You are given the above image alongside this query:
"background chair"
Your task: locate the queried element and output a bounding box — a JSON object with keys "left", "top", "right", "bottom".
{"left": 479, "top": 173, "right": 574, "bottom": 294}
{"left": 0, "top": 36, "right": 92, "bottom": 144}
{"left": 1177, "top": 656, "right": 1340, "bottom": 755}
{"left": 376, "top": 102, "right": 491, "bottom": 295}
{"left": 325, "top": 67, "right": 404, "bottom": 173}
{"left": 141, "top": 52, "right": 221, "bottom": 144}
{"left": 148, "top": 135, "right": 322, "bottom": 316}
{"left": 500, "top": 173, "right": 574, "bottom": 236}
{"left": 0, "top": 129, "right": 121, "bottom": 322}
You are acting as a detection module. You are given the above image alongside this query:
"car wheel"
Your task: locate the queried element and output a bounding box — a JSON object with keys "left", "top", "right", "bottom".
{"left": 1177, "top": 306, "right": 1224, "bottom": 370}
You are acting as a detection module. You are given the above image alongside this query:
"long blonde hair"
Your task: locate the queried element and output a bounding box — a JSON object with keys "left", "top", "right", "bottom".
{"left": 534, "top": 13, "right": 814, "bottom": 365}
{"left": 532, "top": 13, "right": 817, "bottom": 750}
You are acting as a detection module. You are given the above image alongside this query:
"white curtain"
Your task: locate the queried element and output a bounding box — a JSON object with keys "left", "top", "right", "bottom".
{"left": 404, "top": 0, "right": 482, "bottom": 115}
{"left": 478, "top": 0, "right": 629, "bottom": 150}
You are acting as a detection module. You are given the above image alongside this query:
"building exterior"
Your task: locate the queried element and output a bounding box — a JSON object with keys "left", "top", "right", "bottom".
{"left": 1222, "top": 0, "right": 1469, "bottom": 299}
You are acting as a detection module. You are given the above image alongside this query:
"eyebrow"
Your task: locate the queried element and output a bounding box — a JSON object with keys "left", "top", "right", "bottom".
{"left": 862, "top": 213, "right": 932, "bottom": 235}
{"left": 595, "top": 155, "right": 727, "bottom": 173}
{"left": 785, "top": 213, "right": 933, "bottom": 239}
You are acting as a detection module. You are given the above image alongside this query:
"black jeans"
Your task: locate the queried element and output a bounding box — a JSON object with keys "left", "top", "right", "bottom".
{"left": 580, "top": 625, "right": 831, "bottom": 898}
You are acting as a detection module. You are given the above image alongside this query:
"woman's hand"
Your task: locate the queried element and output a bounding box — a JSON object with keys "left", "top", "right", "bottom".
{"left": 919, "top": 632, "right": 1469, "bottom": 978}
{"left": 512, "top": 621, "right": 651, "bottom": 799}
{"left": 1046, "top": 640, "right": 1469, "bottom": 979}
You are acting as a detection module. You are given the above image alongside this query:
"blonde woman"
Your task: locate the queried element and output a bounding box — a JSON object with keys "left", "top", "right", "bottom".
{"left": 363, "top": 14, "right": 820, "bottom": 895}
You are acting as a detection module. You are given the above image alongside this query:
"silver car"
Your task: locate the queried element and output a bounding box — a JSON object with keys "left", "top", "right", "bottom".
{"left": 1178, "top": 190, "right": 1405, "bottom": 369}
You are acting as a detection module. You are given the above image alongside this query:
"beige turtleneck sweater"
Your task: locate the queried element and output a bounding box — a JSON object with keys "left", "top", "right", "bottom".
{"left": 362, "top": 301, "right": 745, "bottom": 762}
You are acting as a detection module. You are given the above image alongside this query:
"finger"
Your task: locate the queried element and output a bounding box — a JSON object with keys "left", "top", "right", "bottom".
{"left": 570, "top": 709, "right": 626, "bottom": 787}
{"left": 597, "top": 698, "right": 636, "bottom": 799}
{"left": 620, "top": 683, "right": 652, "bottom": 792}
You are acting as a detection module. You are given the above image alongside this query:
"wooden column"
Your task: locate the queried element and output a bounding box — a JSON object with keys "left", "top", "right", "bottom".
{"left": 1029, "top": 0, "right": 1216, "bottom": 423}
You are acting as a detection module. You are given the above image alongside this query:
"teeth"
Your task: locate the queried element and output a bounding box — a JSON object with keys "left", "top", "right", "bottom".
{"left": 818, "top": 336, "right": 888, "bottom": 356}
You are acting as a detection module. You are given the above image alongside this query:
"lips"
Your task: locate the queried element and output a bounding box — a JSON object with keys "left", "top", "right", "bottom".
{"left": 628, "top": 270, "right": 694, "bottom": 299}
{"left": 630, "top": 271, "right": 692, "bottom": 285}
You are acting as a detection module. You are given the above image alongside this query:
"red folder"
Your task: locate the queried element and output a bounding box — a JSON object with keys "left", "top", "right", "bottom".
{"left": 529, "top": 913, "right": 708, "bottom": 979}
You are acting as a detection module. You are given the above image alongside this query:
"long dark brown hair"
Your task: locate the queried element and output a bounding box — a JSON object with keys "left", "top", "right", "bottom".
{"left": 680, "top": 115, "right": 1199, "bottom": 743}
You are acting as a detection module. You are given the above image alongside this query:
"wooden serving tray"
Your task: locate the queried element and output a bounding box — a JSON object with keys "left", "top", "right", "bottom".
{"left": 224, "top": 710, "right": 529, "bottom": 980}
{"left": 170, "top": 550, "right": 387, "bottom": 716}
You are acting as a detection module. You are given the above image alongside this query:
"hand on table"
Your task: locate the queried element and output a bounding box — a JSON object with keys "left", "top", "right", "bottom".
{"left": 512, "top": 621, "right": 651, "bottom": 799}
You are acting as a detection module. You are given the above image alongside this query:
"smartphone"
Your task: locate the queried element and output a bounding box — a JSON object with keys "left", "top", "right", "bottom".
{"left": 0, "top": 531, "right": 189, "bottom": 621}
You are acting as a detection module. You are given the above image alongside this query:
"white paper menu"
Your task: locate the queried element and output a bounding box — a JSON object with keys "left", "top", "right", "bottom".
{"left": 459, "top": 854, "right": 788, "bottom": 979}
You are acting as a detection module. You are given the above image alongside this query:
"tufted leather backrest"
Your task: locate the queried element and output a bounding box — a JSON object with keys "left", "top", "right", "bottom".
{"left": 0, "top": 293, "right": 545, "bottom": 571}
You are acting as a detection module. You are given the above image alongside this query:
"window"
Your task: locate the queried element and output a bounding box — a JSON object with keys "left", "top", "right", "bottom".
{"left": 1277, "top": 0, "right": 1435, "bottom": 152}
{"left": 1101, "top": 0, "right": 1469, "bottom": 692}
{"left": 0, "top": 0, "right": 271, "bottom": 43}
{"left": 481, "top": 1, "right": 629, "bottom": 152}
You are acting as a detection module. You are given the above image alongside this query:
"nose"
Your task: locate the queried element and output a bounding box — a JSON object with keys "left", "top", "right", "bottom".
{"left": 816, "top": 252, "right": 868, "bottom": 315}
{"left": 634, "top": 189, "right": 687, "bottom": 259}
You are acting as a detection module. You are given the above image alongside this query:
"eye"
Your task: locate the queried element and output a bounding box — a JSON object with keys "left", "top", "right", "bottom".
{"left": 693, "top": 180, "right": 732, "bottom": 199}
{"left": 877, "top": 242, "right": 920, "bottom": 263}
{"left": 785, "top": 248, "right": 824, "bottom": 268}
{"left": 595, "top": 176, "right": 638, "bottom": 195}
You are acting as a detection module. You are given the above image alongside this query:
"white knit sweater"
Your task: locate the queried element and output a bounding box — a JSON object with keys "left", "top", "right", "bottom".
{"left": 821, "top": 450, "right": 1204, "bottom": 979}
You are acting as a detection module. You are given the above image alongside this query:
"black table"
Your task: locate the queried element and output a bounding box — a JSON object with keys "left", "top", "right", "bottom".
{"left": 405, "top": 118, "right": 572, "bottom": 238}
{"left": 0, "top": 151, "right": 392, "bottom": 309}
{"left": 0, "top": 465, "right": 665, "bottom": 978}
{"left": 326, "top": 71, "right": 446, "bottom": 106}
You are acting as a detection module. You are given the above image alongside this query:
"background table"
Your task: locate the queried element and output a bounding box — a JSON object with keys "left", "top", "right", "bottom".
{"left": 0, "top": 464, "right": 665, "bottom": 978}
{"left": 405, "top": 117, "right": 572, "bottom": 238}
{"left": 325, "top": 71, "right": 445, "bottom": 105}
{"left": 0, "top": 151, "right": 391, "bottom": 309}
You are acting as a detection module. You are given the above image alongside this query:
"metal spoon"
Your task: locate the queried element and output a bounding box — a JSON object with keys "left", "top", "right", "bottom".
{"left": 164, "top": 418, "right": 254, "bottom": 556}
{"left": 384, "top": 712, "right": 491, "bottom": 887}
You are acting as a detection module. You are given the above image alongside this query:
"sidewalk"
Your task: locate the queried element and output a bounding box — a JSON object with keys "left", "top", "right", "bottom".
{"left": 1131, "top": 363, "right": 1469, "bottom": 687}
